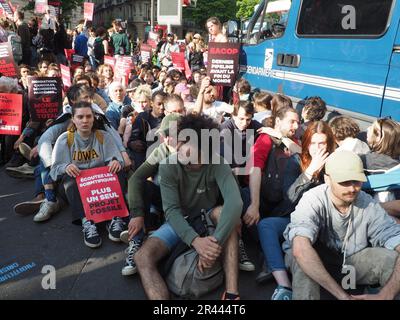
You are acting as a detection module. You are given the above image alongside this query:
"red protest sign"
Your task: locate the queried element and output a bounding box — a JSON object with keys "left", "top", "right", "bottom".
{"left": 104, "top": 55, "right": 116, "bottom": 70}
{"left": 207, "top": 42, "right": 241, "bottom": 87}
{"left": 0, "top": 0, "right": 14, "bottom": 15}
{"left": 0, "top": 93, "right": 22, "bottom": 136}
{"left": 34, "top": 0, "right": 48, "bottom": 14}
{"left": 114, "top": 56, "right": 133, "bottom": 86}
{"left": 184, "top": 59, "right": 192, "bottom": 79}
{"left": 171, "top": 52, "right": 185, "bottom": 71}
{"left": 84, "top": 2, "right": 94, "bottom": 21}
{"left": 64, "top": 48, "right": 75, "bottom": 63}
{"left": 0, "top": 42, "right": 17, "bottom": 78}
{"left": 27, "top": 77, "right": 62, "bottom": 122}
{"left": 48, "top": 0, "right": 60, "bottom": 15}
{"left": 76, "top": 166, "right": 129, "bottom": 224}
{"left": 60, "top": 64, "right": 71, "bottom": 88}
{"left": 140, "top": 44, "right": 152, "bottom": 64}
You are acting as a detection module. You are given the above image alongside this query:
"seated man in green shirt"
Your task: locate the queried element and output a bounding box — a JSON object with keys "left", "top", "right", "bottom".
{"left": 134, "top": 114, "right": 243, "bottom": 300}
{"left": 121, "top": 113, "right": 181, "bottom": 276}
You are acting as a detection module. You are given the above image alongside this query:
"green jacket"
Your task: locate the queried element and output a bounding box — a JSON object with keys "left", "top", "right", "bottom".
{"left": 111, "top": 31, "right": 130, "bottom": 55}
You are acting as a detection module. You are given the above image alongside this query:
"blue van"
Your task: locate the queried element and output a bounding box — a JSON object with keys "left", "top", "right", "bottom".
{"left": 234, "top": 0, "right": 400, "bottom": 123}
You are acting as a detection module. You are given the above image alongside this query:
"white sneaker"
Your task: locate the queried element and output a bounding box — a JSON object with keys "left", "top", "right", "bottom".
{"left": 33, "top": 199, "right": 60, "bottom": 222}
{"left": 121, "top": 239, "right": 142, "bottom": 276}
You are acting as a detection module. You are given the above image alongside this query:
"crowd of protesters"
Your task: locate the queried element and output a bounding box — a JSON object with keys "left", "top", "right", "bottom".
{"left": 1, "top": 9, "right": 400, "bottom": 301}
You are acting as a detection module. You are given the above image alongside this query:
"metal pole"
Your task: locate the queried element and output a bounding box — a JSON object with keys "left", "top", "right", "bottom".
{"left": 150, "top": 0, "right": 154, "bottom": 30}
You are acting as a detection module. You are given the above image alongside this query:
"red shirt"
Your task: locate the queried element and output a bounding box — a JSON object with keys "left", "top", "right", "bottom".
{"left": 252, "top": 133, "right": 273, "bottom": 171}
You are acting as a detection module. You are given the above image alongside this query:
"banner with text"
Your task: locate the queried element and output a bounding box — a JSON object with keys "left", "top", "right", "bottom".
{"left": 104, "top": 55, "right": 116, "bottom": 70}
{"left": 84, "top": 2, "right": 94, "bottom": 21}
{"left": 27, "top": 77, "right": 62, "bottom": 122}
{"left": 140, "top": 44, "right": 152, "bottom": 64}
{"left": 0, "top": 0, "right": 14, "bottom": 15}
{"left": 0, "top": 93, "right": 22, "bottom": 136}
{"left": 206, "top": 42, "right": 240, "bottom": 87}
{"left": 114, "top": 56, "right": 133, "bottom": 86}
{"left": 171, "top": 52, "right": 185, "bottom": 71}
{"left": 0, "top": 42, "right": 17, "bottom": 78}
{"left": 76, "top": 166, "right": 129, "bottom": 224}
{"left": 60, "top": 64, "right": 71, "bottom": 88}
{"left": 34, "top": 0, "right": 48, "bottom": 14}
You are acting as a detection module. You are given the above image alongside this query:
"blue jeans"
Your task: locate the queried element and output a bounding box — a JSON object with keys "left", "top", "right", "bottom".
{"left": 257, "top": 216, "right": 290, "bottom": 271}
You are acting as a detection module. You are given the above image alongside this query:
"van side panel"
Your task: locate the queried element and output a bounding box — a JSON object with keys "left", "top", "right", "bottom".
{"left": 381, "top": 18, "right": 400, "bottom": 120}
{"left": 241, "top": 0, "right": 399, "bottom": 120}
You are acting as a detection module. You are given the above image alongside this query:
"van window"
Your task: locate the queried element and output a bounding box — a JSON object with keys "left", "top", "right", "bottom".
{"left": 297, "top": 0, "right": 393, "bottom": 37}
{"left": 245, "top": 0, "right": 292, "bottom": 45}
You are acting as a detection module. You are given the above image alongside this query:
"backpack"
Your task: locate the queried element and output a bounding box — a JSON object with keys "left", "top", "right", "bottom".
{"left": 67, "top": 129, "right": 104, "bottom": 148}
{"left": 7, "top": 32, "right": 23, "bottom": 64}
{"left": 260, "top": 137, "right": 292, "bottom": 204}
{"left": 164, "top": 211, "right": 224, "bottom": 298}
{"left": 93, "top": 38, "right": 105, "bottom": 62}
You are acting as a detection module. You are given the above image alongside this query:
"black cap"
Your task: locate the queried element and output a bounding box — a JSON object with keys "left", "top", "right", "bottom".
{"left": 167, "top": 32, "right": 174, "bottom": 37}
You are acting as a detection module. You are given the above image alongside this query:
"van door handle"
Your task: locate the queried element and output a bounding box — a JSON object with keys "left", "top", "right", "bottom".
{"left": 393, "top": 45, "right": 400, "bottom": 53}
{"left": 277, "top": 53, "right": 301, "bottom": 68}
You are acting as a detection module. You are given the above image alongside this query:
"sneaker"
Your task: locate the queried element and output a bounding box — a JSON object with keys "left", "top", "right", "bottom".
{"left": 255, "top": 261, "right": 274, "bottom": 284}
{"left": 5, "top": 153, "right": 25, "bottom": 168}
{"left": 120, "top": 230, "right": 129, "bottom": 244}
{"left": 14, "top": 193, "right": 45, "bottom": 215}
{"left": 221, "top": 291, "right": 240, "bottom": 300}
{"left": 6, "top": 163, "right": 35, "bottom": 179}
{"left": 121, "top": 239, "right": 142, "bottom": 276}
{"left": 33, "top": 199, "right": 60, "bottom": 222}
{"left": 82, "top": 219, "right": 102, "bottom": 248}
{"left": 18, "top": 143, "right": 32, "bottom": 161}
{"left": 239, "top": 239, "right": 255, "bottom": 272}
{"left": 271, "top": 285, "right": 292, "bottom": 300}
{"left": 107, "top": 217, "right": 127, "bottom": 242}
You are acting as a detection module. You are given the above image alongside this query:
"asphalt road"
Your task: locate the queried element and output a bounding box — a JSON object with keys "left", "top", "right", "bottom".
{"left": 0, "top": 166, "right": 276, "bottom": 300}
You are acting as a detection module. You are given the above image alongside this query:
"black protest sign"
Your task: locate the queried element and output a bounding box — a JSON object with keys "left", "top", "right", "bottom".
{"left": 0, "top": 42, "right": 18, "bottom": 78}
{"left": 27, "top": 77, "right": 62, "bottom": 122}
{"left": 207, "top": 42, "right": 241, "bottom": 87}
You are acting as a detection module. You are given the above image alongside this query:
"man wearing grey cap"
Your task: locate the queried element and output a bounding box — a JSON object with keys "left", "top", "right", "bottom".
{"left": 283, "top": 150, "right": 400, "bottom": 300}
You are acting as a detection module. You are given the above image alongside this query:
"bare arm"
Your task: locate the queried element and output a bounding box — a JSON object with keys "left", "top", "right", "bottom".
{"left": 292, "top": 236, "right": 351, "bottom": 300}
{"left": 193, "top": 76, "right": 211, "bottom": 115}
{"left": 243, "top": 167, "right": 261, "bottom": 226}
{"left": 380, "top": 200, "right": 400, "bottom": 218}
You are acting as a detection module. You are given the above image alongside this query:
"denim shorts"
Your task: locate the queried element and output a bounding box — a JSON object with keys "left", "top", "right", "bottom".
{"left": 149, "top": 208, "right": 215, "bottom": 251}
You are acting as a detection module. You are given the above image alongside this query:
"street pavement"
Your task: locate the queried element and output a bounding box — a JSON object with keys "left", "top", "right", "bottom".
{"left": 0, "top": 166, "right": 276, "bottom": 300}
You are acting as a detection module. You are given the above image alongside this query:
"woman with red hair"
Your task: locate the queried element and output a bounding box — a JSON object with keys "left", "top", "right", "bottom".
{"left": 257, "top": 120, "right": 336, "bottom": 300}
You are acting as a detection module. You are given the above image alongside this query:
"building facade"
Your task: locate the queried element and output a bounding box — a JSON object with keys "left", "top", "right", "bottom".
{"left": 92, "top": 0, "right": 154, "bottom": 40}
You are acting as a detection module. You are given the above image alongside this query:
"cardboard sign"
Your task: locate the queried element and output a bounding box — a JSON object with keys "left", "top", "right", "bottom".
{"left": 0, "top": 42, "right": 17, "bottom": 78}
{"left": 140, "top": 44, "right": 152, "bottom": 63}
{"left": 76, "top": 166, "right": 129, "bottom": 224}
{"left": 114, "top": 56, "right": 133, "bottom": 86}
{"left": 72, "top": 54, "right": 84, "bottom": 65}
{"left": 48, "top": 0, "right": 61, "bottom": 15}
{"left": 171, "top": 52, "right": 185, "bottom": 71}
{"left": 34, "top": 0, "right": 48, "bottom": 14}
{"left": 104, "top": 55, "right": 116, "bottom": 70}
{"left": 60, "top": 64, "right": 71, "bottom": 88}
{"left": 0, "top": 0, "right": 13, "bottom": 15}
{"left": 207, "top": 42, "right": 240, "bottom": 87}
{"left": 27, "top": 77, "right": 62, "bottom": 122}
{"left": 84, "top": 2, "right": 94, "bottom": 21}
{"left": 147, "top": 31, "right": 158, "bottom": 49}
{"left": 0, "top": 93, "right": 22, "bottom": 136}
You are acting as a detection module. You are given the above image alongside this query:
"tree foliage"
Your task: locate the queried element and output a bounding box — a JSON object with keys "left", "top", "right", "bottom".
{"left": 236, "top": 0, "right": 259, "bottom": 20}
{"left": 183, "top": 0, "right": 237, "bottom": 29}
